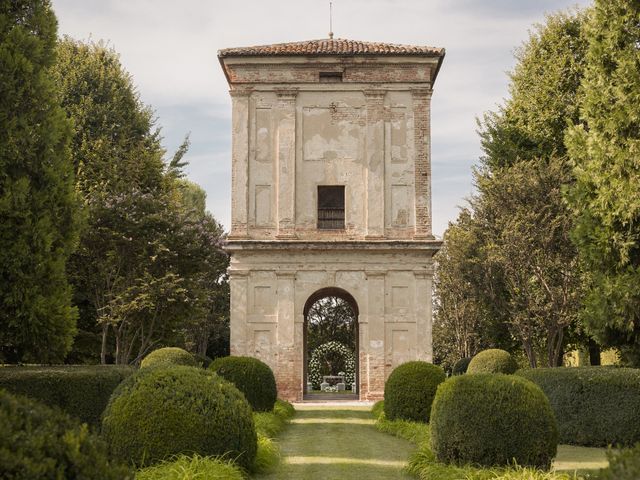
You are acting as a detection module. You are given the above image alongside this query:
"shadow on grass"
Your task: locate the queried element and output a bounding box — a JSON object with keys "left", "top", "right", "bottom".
{"left": 255, "top": 408, "right": 414, "bottom": 480}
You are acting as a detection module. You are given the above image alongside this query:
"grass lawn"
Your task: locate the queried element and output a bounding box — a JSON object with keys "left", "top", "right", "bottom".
{"left": 254, "top": 405, "right": 414, "bottom": 479}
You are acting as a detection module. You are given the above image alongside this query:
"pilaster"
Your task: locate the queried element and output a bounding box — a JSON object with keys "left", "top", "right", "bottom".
{"left": 229, "top": 89, "right": 251, "bottom": 239}
{"left": 275, "top": 89, "right": 298, "bottom": 238}
{"left": 414, "top": 264, "right": 435, "bottom": 361}
{"left": 411, "top": 87, "right": 433, "bottom": 239}
{"left": 364, "top": 90, "right": 386, "bottom": 239}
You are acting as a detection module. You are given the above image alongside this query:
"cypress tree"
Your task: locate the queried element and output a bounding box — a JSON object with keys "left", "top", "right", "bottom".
{"left": 565, "top": 0, "right": 640, "bottom": 365}
{"left": 0, "top": 1, "right": 79, "bottom": 362}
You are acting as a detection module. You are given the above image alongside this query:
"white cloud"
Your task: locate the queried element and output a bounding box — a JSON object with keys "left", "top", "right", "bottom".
{"left": 52, "top": 0, "right": 592, "bottom": 235}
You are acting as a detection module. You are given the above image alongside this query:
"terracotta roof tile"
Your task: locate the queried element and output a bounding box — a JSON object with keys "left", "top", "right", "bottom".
{"left": 218, "top": 38, "right": 444, "bottom": 57}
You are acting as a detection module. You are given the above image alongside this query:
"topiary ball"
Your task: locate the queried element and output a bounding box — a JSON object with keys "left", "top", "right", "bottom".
{"left": 430, "top": 374, "right": 558, "bottom": 469}
{"left": 101, "top": 366, "right": 257, "bottom": 469}
{"left": 452, "top": 357, "right": 472, "bottom": 375}
{"left": 140, "top": 347, "right": 199, "bottom": 369}
{"left": 383, "top": 361, "right": 446, "bottom": 423}
{"left": 0, "top": 389, "right": 132, "bottom": 479}
{"left": 209, "top": 356, "right": 277, "bottom": 412}
{"left": 467, "top": 349, "right": 517, "bottom": 374}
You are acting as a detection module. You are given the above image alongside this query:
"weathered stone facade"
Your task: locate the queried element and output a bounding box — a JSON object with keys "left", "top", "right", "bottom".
{"left": 219, "top": 38, "right": 445, "bottom": 401}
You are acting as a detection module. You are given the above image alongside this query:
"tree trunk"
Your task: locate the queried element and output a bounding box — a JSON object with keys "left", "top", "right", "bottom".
{"left": 100, "top": 324, "right": 109, "bottom": 364}
{"left": 589, "top": 339, "right": 601, "bottom": 366}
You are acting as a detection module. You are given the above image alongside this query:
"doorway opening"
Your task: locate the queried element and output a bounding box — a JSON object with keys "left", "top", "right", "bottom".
{"left": 303, "top": 288, "right": 359, "bottom": 400}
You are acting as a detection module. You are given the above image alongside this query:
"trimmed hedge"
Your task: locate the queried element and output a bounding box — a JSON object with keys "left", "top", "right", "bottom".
{"left": 452, "top": 357, "right": 472, "bottom": 375}
{"left": 0, "top": 365, "right": 133, "bottom": 426}
{"left": 140, "top": 347, "right": 199, "bottom": 369}
{"left": 209, "top": 356, "right": 277, "bottom": 412}
{"left": 384, "top": 361, "right": 446, "bottom": 423}
{"left": 467, "top": 349, "right": 518, "bottom": 374}
{"left": 0, "top": 389, "right": 132, "bottom": 479}
{"left": 430, "top": 374, "right": 558, "bottom": 469}
{"left": 516, "top": 367, "right": 640, "bottom": 447}
{"left": 101, "top": 366, "right": 257, "bottom": 469}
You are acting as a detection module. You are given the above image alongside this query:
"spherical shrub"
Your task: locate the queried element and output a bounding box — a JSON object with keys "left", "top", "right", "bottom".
{"left": 467, "top": 349, "right": 517, "bottom": 374}
{"left": 452, "top": 357, "right": 472, "bottom": 375}
{"left": 0, "top": 389, "right": 132, "bottom": 479}
{"left": 140, "top": 347, "right": 199, "bottom": 369}
{"left": 517, "top": 367, "right": 640, "bottom": 447}
{"left": 430, "top": 374, "right": 558, "bottom": 468}
{"left": 383, "top": 361, "right": 446, "bottom": 423}
{"left": 101, "top": 366, "right": 257, "bottom": 469}
{"left": 209, "top": 356, "right": 277, "bottom": 412}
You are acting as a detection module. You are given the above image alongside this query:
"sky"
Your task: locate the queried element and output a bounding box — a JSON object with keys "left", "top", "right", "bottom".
{"left": 51, "top": 0, "right": 591, "bottom": 237}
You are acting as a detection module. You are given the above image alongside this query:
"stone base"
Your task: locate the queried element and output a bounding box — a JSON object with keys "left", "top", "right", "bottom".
{"left": 228, "top": 241, "right": 437, "bottom": 402}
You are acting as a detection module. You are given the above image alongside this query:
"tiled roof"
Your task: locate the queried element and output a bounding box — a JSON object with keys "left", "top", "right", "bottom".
{"left": 218, "top": 38, "right": 444, "bottom": 57}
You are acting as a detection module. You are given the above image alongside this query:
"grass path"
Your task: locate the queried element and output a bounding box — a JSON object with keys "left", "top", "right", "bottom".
{"left": 255, "top": 405, "right": 414, "bottom": 479}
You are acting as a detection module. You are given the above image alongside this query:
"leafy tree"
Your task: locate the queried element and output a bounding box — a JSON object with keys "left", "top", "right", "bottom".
{"left": 433, "top": 211, "right": 511, "bottom": 371}
{"left": 565, "top": 0, "right": 640, "bottom": 365}
{"left": 0, "top": 1, "right": 80, "bottom": 362}
{"left": 436, "top": 9, "right": 588, "bottom": 368}
{"left": 54, "top": 38, "right": 228, "bottom": 364}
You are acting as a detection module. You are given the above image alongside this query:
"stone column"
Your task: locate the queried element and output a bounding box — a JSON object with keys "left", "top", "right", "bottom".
{"left": 229, "top": 269, "right": 249, "bottom": 356}
{"left": 275, "top": 89, "right": 297, "bottom": 238}
{"left": 229, "top": 89, "right": 251, "bottom": 239}
{"left": 411, "top": 87, "right": 433, "bottom": 239}
{"left": 364, "top": 270, "right": 386, "bottom": 400}
{"left": 364, "top": 90, "right": 386, "bottom": 239}
{"left": 276, "top": 270, "right": 298, "bottom": 400}
{"left": 414, "top": 265, "right": 434, "bottom": 362}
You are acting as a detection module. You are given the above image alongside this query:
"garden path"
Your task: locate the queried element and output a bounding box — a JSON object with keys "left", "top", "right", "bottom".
{"left": 255, "top": 405, "right": 414, "bottom": 480}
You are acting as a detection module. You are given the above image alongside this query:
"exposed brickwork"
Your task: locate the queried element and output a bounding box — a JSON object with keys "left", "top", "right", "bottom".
{"left": 226, "top": 64, "right": 433, "bottom": 85}
{"left": 412, "top": 88, "right": 432, "bottom": 238}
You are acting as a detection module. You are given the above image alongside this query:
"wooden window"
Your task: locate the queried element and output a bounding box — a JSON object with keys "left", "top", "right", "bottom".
{"left": 317, "top": 186, "right": 345, "bottom": 230}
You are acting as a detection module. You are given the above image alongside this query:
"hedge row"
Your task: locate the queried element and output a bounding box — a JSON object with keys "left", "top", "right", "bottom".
{"left": 0, "top": 389, "right": 132, "bottom": 479}
{"left": 516, "top": 366, "right": 640, "bottom": 447}
{"left": 0, "top": 365, "right": 133, "bottom": 426}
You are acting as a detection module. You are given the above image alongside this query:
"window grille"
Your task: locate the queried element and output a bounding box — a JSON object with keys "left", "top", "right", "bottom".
{"left": 317, "top": 186, "right": 345, "bottom": 230}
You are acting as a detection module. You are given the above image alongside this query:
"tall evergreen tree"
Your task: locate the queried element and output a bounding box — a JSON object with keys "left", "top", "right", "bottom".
{"left": 566, "top": 0, "right": 640, "bottom": 365}
{"left": 0, "top": 1, "right": 79, "bottom": 362}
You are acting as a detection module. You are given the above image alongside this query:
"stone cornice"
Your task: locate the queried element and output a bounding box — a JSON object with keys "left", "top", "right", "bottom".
{"left": 224, "top": 239, "right": 442, "bottom": 253}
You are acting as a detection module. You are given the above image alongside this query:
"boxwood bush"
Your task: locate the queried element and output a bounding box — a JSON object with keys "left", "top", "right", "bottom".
{"left": 101, "top": 366, "right": 257, "bottom": 469}
{"left": 467, "top": 349, "right": 518, "bottom": 374}
{"left": 516, "top": 367, "right": 640, "bottom": 447}
{"left": 430, "top": 374, "right": 558, "bottom": 468}
{"left": 452, "top": 357, "right": 472, "bottom": 375}
{"left": 0, "top": 365, "right": 133, "bottom": 426}
{"left": 209, "top": 356, "right": 277, "bottom": 412}
{"left": 0, "top": 389, "right": 132, "bottom": 479}
{"left": 384, "top": 361, "right": 446, "bottom": 423}
{"left": 140, "top": 347, "right": 199, "bottom": 369}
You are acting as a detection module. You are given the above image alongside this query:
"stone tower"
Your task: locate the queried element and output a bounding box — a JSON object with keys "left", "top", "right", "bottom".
{"left": 218, "top": 38, "right": 445, "bottom": 401}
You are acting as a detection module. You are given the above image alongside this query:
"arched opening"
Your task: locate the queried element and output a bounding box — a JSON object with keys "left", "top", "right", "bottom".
{"left": 303, "top": 287, "right": 359, "bottom": 400}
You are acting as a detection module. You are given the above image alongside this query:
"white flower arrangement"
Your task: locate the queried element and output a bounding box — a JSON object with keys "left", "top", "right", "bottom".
{"left": 308, "top": 341, "right": 356, "bottom": 389}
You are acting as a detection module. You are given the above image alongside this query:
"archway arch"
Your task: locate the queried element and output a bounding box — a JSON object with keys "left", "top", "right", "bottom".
{"left": 303, "top": 287, "right": 359, "bottom": 399}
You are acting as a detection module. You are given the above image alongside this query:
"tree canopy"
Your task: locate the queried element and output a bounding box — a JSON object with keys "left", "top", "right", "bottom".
{"left": 0, "top": 0, "right": 80, "bottom": 362}
{"left": 565, "top": 0, "right": 640, "bottom": 364}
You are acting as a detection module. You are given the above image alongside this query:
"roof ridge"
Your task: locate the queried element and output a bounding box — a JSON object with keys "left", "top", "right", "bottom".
{"left": 218, "top": 37, "right": 445, "bottom": 58}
